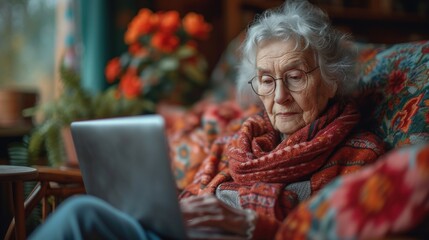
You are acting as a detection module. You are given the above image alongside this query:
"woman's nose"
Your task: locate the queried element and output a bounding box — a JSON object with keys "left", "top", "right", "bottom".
{"left": 274, "top": 80, "right": 293, "bottom": 104}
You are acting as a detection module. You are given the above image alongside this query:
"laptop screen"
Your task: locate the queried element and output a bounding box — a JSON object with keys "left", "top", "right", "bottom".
{"left": 71, "top": 115, "right": 187, "bottom": 239}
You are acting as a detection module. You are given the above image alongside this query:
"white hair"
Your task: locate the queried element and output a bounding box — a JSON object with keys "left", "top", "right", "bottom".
{"left": 236, "top": 0, "right": 357, "bottom": 105}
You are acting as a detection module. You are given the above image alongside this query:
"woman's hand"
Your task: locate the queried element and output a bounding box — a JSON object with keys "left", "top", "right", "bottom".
{"left": 180, "top": 195, "right": 255, "bottom": 237}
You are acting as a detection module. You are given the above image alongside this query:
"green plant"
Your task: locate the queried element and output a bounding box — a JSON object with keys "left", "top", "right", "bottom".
{"left": 25, "top": 65, "right": 150, "bottom": 166}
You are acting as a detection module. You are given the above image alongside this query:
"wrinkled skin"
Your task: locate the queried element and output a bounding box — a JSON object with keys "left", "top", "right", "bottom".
{"left": 256, "top": 39, "right": 337, "bottom": 135}
{"left": 180, "top": 195, "right": 250, "bottom": 238}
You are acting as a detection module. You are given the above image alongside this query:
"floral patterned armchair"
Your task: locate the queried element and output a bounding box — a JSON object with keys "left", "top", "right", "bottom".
{"left": 284, "top": 40, "right": 429, "bottom": 240}
{"left": 161, "top": 38, "right": 429, "bottom": 239}
{"left": 354, "top": 41, "right": 429, "bottom": 149}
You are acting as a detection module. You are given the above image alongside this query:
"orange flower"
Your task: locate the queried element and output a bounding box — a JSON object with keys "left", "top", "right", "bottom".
{"left": 119, "top": 69, "right": 142, "bottom": 99}
{"left": 124, "top": 9, "right": 159, "bottom": 44}
{"left": 128, "top": 43, "right": 142, "bottom": 55}
{"left": 128, "top": 43, "right": 150, "bottom": 58}
{"left": 105, "top": 57, "right": 122, "bottom": 83}
{"left": 135, "top": 48, "right": 149, "bottom": 58}
{"left": 183, "top": 13, "right": 211, "bottom": 40}
{"left": 105, "top": 8, "right": 211, "bottom": 105}
{"left": 151, "top": 31, "right": 179, "bottom": 53}
{"left": 158, "top": 11, "right": 181, "bottom": 33}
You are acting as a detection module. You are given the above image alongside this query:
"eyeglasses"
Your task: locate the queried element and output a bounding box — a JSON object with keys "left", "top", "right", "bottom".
{"left": 248, "top": 66, "right": 319, "bottom": 96}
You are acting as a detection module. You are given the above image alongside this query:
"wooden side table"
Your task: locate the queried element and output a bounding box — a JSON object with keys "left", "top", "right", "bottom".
{"left": 0, "top": 165, "right": 38, "bottom": 240}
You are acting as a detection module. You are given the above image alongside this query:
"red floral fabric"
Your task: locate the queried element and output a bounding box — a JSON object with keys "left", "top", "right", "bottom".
{"left": 354, "top": 40, "right": 429, "bottom": 149}
{"left": 276, "top": 143, "right": 429, "bottom": 240}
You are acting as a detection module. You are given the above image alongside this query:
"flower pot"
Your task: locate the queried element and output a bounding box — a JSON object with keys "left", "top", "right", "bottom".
{"left": 0, "top": 89, "right": 21, "bottom": 126}
{"left": 0, "top": 88, "right": 37, "bottom": 127}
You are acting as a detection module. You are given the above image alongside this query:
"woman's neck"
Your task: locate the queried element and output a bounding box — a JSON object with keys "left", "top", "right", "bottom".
{"left": 280, "top": 133, "right": 288, "bottom": 141}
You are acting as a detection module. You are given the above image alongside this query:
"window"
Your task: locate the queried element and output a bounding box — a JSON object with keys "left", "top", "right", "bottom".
{"left": 0, "top": 0, "right": 57, "bottom": 90}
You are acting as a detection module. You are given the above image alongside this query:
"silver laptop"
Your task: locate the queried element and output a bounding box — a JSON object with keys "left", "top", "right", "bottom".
{"left": 71, "top": 115, "right": 187, "bottom": 239}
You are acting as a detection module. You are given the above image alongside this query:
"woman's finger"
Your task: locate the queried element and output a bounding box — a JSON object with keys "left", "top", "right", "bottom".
{"left": 186, "top": 214, "right": 224, "bottom": 227}
{"left": 181, "top": 195, "right": 221, "bottom": 214}
{"left": 181, "top": 195, "right": 252, "bottom": 236}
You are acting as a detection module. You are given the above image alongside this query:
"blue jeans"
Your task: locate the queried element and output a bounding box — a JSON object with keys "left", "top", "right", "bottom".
{"left": 29, "top": 195, "right": 161, "bottom": 240}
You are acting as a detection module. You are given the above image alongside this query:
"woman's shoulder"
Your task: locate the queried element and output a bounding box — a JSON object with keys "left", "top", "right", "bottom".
{"left": 341, "top": 129, "right": 386, "bottom": 157}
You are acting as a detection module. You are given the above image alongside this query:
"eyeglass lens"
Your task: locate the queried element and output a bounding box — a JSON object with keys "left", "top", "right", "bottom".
{"left": 251, "top": 69, "right": 307, "bottom": 96}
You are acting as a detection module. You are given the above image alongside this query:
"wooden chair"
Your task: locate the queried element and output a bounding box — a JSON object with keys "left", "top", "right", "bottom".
{"left": 4, "top": 165, "right": 85, "bottom": 240}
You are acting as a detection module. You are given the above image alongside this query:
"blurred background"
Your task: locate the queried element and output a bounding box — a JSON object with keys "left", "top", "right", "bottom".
{"left": 0, "top": 0, "right": 428, "bottom": 238}
{"left": 0, "top": 0, "right": 429, "bottom": 130}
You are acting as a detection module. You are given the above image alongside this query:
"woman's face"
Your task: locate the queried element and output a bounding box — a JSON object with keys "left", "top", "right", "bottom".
{"left": 256, "top": 39, "right": 337, "bottom": 135}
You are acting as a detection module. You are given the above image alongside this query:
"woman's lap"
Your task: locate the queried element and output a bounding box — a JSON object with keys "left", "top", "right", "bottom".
{"left": 29, "top": 195, "right": 160, "bottom": 240}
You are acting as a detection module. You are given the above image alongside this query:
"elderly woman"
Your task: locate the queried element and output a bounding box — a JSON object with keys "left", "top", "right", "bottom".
{"left": 30, "top": 1, "right": 384, "bottom": 239}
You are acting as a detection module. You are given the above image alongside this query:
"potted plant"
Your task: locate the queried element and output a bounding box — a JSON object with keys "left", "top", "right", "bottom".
{"left": 25, "top": 65, "right": 149, "bottom": 167}
{"left": 25, "top": 8, "right": 212, "bottom": 167}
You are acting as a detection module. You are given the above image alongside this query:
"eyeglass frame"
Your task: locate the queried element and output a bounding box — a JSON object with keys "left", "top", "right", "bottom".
{"left": 248, "top": 66, "right": 320, "bottom": 96}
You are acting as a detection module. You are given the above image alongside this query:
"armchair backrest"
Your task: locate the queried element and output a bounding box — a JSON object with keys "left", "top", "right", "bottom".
{"left": 355, "top": 41, "right": 429, "bottom": 149}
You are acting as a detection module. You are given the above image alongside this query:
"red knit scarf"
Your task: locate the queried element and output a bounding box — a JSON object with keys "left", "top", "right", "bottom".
{"left": 227, "top": 102, "right": 359, "bottom": 184}
{"left": 180, "top": 102, "right": 383, "bottom": 220}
